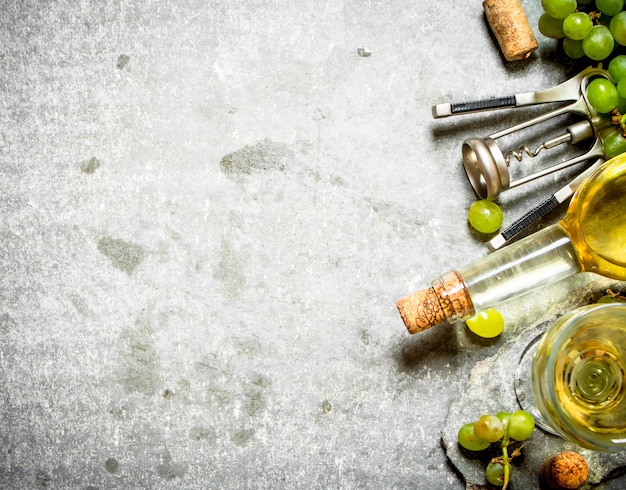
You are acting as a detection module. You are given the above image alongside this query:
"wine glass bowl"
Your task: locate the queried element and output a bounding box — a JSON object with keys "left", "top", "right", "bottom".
{"left": 531, "top": 303, "right": 626, "bottom": 452}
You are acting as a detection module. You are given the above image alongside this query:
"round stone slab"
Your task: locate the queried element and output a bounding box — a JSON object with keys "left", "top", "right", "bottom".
{"left": 442, "top": 321, "right": 626, "bottom": 489}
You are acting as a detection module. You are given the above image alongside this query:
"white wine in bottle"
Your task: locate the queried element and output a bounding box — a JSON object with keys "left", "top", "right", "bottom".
{"left": 396, "top": 154, "right": 626, "bottom": 334}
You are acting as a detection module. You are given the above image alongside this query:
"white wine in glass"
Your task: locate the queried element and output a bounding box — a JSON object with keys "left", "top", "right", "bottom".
{"left": 532, "top": 303, "right": 626, "bottom": 452}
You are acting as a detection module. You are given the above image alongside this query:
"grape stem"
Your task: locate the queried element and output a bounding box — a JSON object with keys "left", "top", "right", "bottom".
{"left": 611, "top": 108, "right": 622, "bottom": 128}
{"left": 606, "top": 288, "right": 626, "bottom": 300}
{"left": 609, "top": 109, "right": 626, "bottom": 138}
{"left": 501, "top": 440, "right": 511, "bottom": 490}
{"left": 496, "top": 440, "right": 525, "bottom": 489}
{"left": 491, "top": 439, "right": 512, "bottom": 489}
{"left": 589, "top": 11, "right": 602, "bottom": 25}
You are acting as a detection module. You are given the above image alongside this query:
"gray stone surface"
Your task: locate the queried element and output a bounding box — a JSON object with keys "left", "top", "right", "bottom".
{"left": 1, "top": 1, "right": 626, "bottom": 488}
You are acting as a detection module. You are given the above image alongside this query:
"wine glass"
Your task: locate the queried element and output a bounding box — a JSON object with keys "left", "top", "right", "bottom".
{"left": 516, "top": 303, "right": 626, "bottom": 452}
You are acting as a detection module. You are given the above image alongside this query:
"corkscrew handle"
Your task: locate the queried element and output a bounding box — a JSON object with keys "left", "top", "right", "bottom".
{"left": 489, "top": 195, "right": 562, "bottom": 250}
{"left": 432, "top": 96, "right": 516, "bottom": 118}
{"left": 432, "top": 66, "right": 609, "bottom": 119}
{"left": 488, "top": 158, "right": 604, "bottom": 250}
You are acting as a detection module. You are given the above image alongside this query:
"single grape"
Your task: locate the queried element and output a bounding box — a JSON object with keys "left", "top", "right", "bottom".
{"left": 602, "top": 130, "right": 626, "bottom": 158}
{"left": 458, "top": 422, "right": 491, "bottom": 451}
{"left": 563, "top": 12, "right": 593, "bottom": 40}
{"left": 586, "top": 77, "right": 619, "bottom": 113}
{"left": 609, "top": 55, "right": 626, "bottom": 83}
{"left": 582, "top": 25, "right": 615, "bottom": 61}
{"left": 541, "top": 0, "right": 577, "bottom": 19}
{"left": 618, "top": 76, "right": 626, "bottom": 99}
{"left": 467, "top": 200, "right": 503, "bottom": 234}
{"left": 495, "top": 411, "right": 510, "bottom": 429}
{"left": 466, "top": 308, "right": 505, "bottom": 338}
{"left": 538, "top": 13, "right": 565, "bottom": 39}
{"left": 596, "top": 0, "right": 624, "bottom": 17}
{"left": 474, "top": 414, "right": 505, "bottom": 443}
{"left": 486, "top": 461, "right": 506, "bottom": 487}
{"left": 610, "top": 11, "right": 626, "bottom": 46}
{"left": 563, "top": 37, "right": 585, "bottom": 59}
{"left": 617, "top": 96, "right": 626, "bottom": 115}
{"left": 507, "top": 410, "right": 535, "bottom": 441}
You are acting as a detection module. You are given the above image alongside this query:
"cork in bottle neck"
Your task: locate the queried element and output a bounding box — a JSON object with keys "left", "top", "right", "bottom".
{"left": 396, "top": 271, "right": 474, "bottom": 334}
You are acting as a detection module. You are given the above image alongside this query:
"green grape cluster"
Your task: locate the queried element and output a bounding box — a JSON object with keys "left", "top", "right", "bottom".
{"left": 584, "top": 58, "right": 626, "bottom": 156}
{"left": 457, "top": 410, "right": 535, "bottom": 488}
{"left": 539, "top": 0, "right": 626, "bottom": 61}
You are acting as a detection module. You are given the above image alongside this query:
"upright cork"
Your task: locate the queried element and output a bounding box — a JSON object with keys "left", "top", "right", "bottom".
{"left": 396, "top": 271, "right": 474, "bottom": 334}
{"left": 483, "top": 0, "right": 538, "bottom": 61}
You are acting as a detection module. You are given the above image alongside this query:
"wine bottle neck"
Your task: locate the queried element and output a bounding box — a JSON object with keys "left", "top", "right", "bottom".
{"left": 457, "top": 224, "right": 581, "bottom": 315}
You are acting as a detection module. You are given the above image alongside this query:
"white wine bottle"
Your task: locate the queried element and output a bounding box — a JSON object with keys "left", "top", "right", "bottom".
{"left": 396, "top": 153, "right": 626, "bottom": 334}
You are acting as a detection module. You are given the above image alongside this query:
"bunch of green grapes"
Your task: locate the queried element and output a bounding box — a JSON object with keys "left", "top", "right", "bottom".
{"left": 585, "top": 57, "right": 626, "bottom": 156}
{"left": 458, "top": 410, "right": 535, "bottom": 488}
{"left": 539, "top": 0, "right": 626, "bottom": 61}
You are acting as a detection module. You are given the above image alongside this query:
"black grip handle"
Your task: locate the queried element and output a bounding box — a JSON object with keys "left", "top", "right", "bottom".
{"left": 450, "top": 95, "right": 516, "bottom": 115}
{"left": 500, "top": 195, "right": 560, "bottom": 242}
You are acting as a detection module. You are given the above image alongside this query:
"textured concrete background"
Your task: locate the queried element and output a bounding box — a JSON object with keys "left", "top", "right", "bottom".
{"left": 1, "top": 0, "right": 625, "bottom": 488}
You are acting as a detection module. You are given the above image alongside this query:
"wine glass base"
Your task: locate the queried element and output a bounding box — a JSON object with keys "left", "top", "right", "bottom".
{"left": 514, "top": 329, "right": 559, "bottom": 436}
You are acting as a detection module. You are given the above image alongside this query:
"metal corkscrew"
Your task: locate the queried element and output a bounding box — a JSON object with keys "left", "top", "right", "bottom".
{"left": 433, "top": 65, "right": 613, "bottom": 249}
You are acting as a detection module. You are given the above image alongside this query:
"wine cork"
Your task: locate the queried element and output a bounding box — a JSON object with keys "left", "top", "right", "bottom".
{"left": 483, "top": 0, "right": 538, "bottom": 61}
{"left": 397, "top": 287, "right": 446, "bottom": 334}
{"left": 396, "top": 271, "right": 473, "bottom": 334}
{"left": 539, "top": 451, "right": 588, "bottom": 489}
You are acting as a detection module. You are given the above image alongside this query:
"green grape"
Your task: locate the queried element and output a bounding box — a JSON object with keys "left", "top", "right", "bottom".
{"left": 618, "top": 95, "right": 626, "bottom": 114}
{"left": 610, "top": 11, "right": 626, "bottom": 46}
{"left": 586, "top": 77, "right": 619, "bottom": 113}
{"left": 609, "top": 55, "right": 626, "bottom": 83}
{"left": 563, "top": 37, "right": 585, "bottom": 58}
{"left": 474, "top": 415, "right": 505, "bottom": 443}
{"left": 596, "top": 0, "right": 624, "bottom": 17}
{"left": 507, "top": 410, "right": 535, "bottom": 441}
{"left": 563, "top": 12, "right": 593, "bottom": 40}
{"left": 597, "top": 291, "right": 626, "bottom": 303}
{"left": 541, "top": 0, "right": 577, "bottom": 19}
{"left": 598, "top": 296, "right": 622, "bottom": 303}
{"left": 582, "top": 25, "right": 615, "bottom": 61}
{"left": 485, "top": 461, "right": 505, "bottom": 487}
{"left": 538, "top": 13, "right": 565, "bottom": 38}
{"left": 598, "top": 294, "right": 626, "bottom": 303}
{"left": 467, "top": 200, "right": 503, "bottom": 234}
{"left": 495, "top": 411, "right": 510, "bottom": 430}
{"left": 458, "top": 422, "right": 491, "bottom": 451}
{"left": 466, "top": 308, "right": 505, "bottom": 338}
{"left": 602, "top": 130, "right": 626, "bottom": 158}
{"left": 618, "top": 76, "right": 626, "bottom": 99}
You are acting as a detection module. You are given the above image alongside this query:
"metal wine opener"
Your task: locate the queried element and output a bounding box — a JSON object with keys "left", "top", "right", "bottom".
{"left": 433, "top": 66, "right": 613, "bottom": 249}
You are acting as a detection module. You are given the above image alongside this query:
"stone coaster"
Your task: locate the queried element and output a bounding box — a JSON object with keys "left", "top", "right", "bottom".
{"left": 442, "top": 320, "right": 626, "bottom": 489}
